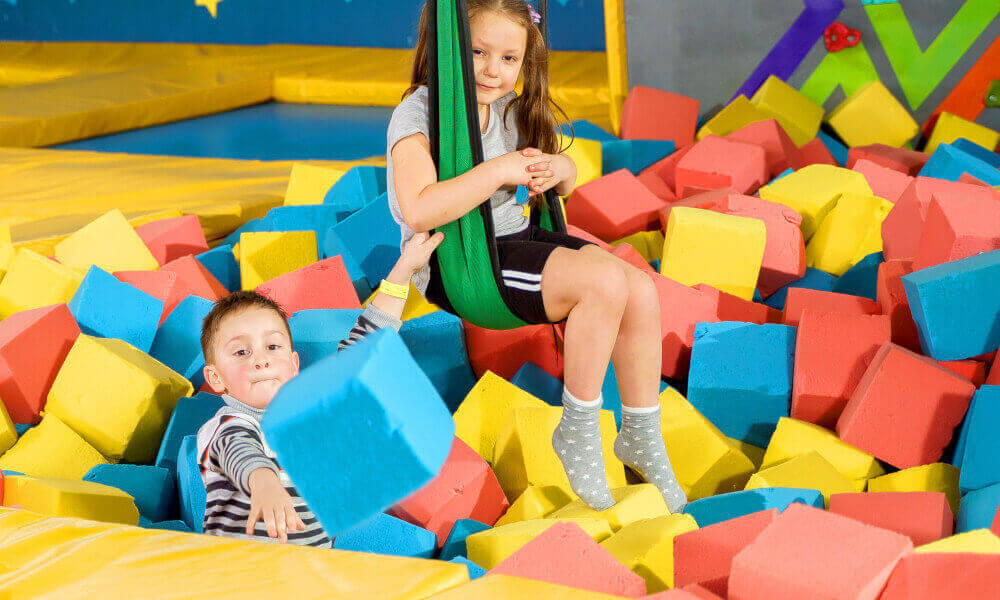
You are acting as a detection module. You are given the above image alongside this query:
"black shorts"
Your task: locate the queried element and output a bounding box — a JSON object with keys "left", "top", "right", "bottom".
{"left": 425, "top": 225, "right": 595, "bottom": 325}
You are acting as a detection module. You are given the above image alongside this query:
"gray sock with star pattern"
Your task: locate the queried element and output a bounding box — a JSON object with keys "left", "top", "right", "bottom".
{"left": 551, "top": 387, "right": 616, "bottom": 511}
{"left": 613, "top": 404, "right": 688, "bottom": 513}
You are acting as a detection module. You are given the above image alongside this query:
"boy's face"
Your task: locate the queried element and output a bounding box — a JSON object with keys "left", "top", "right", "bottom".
{"left": 470, "top": 10, "right": 527, "bottom": 106}
{"left": 203, "top": 307, "right": 299, "bottom": 410}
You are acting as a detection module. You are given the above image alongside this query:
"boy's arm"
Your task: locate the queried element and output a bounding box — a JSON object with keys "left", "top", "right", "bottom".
{"left": 209, "top": 419, "right": 279, "bottom": 497}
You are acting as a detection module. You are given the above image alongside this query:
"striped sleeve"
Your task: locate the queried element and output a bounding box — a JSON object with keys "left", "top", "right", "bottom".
{"left": 207, "top": 419, "right": 279, "bottom": 497}
{"left": 337, "top": 304, "right": 403, "bottom": 352}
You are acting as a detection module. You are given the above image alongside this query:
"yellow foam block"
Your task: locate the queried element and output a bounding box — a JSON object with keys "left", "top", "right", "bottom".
{"left": 749, "top": 75, "right": 824, "bottom": 147}
{"left": 827, "top": 81, "right": 919, "bottom": 148}
{"left": 658, "top": 387, "right": 755, "bottom": 500}
{"left": 494, "top": 485, "right": 573, "bottom": 527}
{"left": 53, "top": 209, "right": 159, "bottom": 276}
{"left": 915, "top": 529, "right": 1000, "bottom": 554}
{"left": 364, "top": 281, "right": 439, "bottom": 322}
{"left": 758, "top": 164, "right": 874, "bottom": 239}
{"left": 0, "top": 401, "right": 16, "bottom": 455}
{"left": 127, "top": 208, "right": 185, "bottom": 228}
{"left": 849, "top": 197, "right": 894, "bottom": 266}
{"left": 599, "top": 513, "right": 699, "bottom": 593}
{"left": 611, "top": 230, "right": 665, "bottom": 263}
{"left": 561, "top": 136, "right": 602, "bottom": 190}
{"left": 548, "top": 484, "right": 669, "bottom": 531}
{"left": 465, "top": 517, "right": 612, "bottom": 569}
{"left": 424, "top": 573, "right": 626, "bottom": 600}
{"left": 453, "top": 371, "right": 549, "bottom": 465}
{"left": 745, "top": 451, "right": 855, "bottom": 507}
{"left": 45, "top": 335, "right": 194, "bottom": 463}
{"left": 728, "top": 437, "right": 765, "bottom": 470}
{"left": 0, "top": 508, "right": 468, "bottom": 599}
{"left": 0, "top": 224, "right": 15, "bottom": 279}
{"left": 806, "top": 193, "right": 892, "bottom": 276}
{"left": 866, "top": 462, "right": 960, "bottom": 515}
{"left": 660, "top": 207, "right": 766, "bottom": 300}
{"left": 3, "top": 476, "right": 139, "bottom": 525}
{"left": 0, "top": 248, "right": 83, "bottom": 319}
{"left": 0, "top": 414, "right": 108, "bottom": 479}
{"left": 283, "top": 163, "right": 347, "bottom": 206}
{"left": 493, "top": 406, "right": 626, "bottom": 502}
{"left": 925, "top": 111, "right": 1000, "bottom": 155}
{"left": 696, "top": 95, "right": 771, "bottom": 140}
{"left": 761, "top": 417, "right": 885, "bottom": 481}
{"left": 238, "top": 230, "right": 318, "bottom": 290}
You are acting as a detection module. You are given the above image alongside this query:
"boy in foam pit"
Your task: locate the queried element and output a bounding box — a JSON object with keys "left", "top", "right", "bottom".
{"left": 195, "top": 232, "right": 443, "bottom": 546}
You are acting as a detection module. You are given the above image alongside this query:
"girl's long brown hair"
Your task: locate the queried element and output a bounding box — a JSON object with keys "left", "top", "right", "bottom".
{"left": 404, "top": 0, "right": 573, "bottom": 155}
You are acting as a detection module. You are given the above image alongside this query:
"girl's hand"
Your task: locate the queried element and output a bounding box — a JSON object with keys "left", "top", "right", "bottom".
{"left": 247, "top": 468, "right": 306, "bottom": 543}
{"left": 399, "top": 231, "right": 445, "bottom": 274}
{"left": 525, "top": 151, "right": 573, "bottom": 197}
{"left": 489, "top": 148, "right": 551, "bottom": 188}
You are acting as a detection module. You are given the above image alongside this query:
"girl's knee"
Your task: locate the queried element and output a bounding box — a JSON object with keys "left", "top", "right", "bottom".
{"left": 581, "top": 259, "right": 628, "bottom": 314}
{"left": 625, "top": 269, "right": 660, "bottom": 317}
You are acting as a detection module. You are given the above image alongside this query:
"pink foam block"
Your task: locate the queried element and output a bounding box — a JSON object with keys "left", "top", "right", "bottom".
{"left": 611, "top": 243, "right": 656, "bottom": 274}
{"left": 463, "top": 321, "right": 563, "bottom": 380}
{"left": 657, "top": 188, "right": 736, "bottom": 229}
{"left": 643, "top": 144, "right": 694, "bottom": 195}
{"left": 678, "top": 584, "right": 725, "bottom": 600}
{"left": 880, "top": 553, "right": 1000, "bottom": 600}
{"left": 134, "top": 215, "right": 209, "bottom": 266}
{"left": 160, "top": 255, "right": 229, "bottom": 300}
{"left": 828, "top": 492, "right": 953, "bottom": 546}
{"left": 390, "top": 437, "right": 508, "bottom": 546}
{"left": 0, "top": 304, "right": 81, "bottom": 424}
{"left": 911, "top": 191, "right": 1000, "bottom": 271}
{"left": 489, "top": 522, "right": 646, "bottom": 597}
{"left": 695, "top": 284, "right": 780, "bottom": 325}
{"left": 851, "top": 159, "right": 913, "bottom": 204}
{"left": 837, "top": 342, "right": 975, "bottom": 469}
{"left": 726, "top": 119, "right": 797, "bottom": 178}
{"left": 114, "top": 270, "right": 190, "bottom": 324}
{"left": 793, "top": 137, "right": 838, "bottom": 169}
{"left": 958, "top": 172, "right": 992, "bottom": 186}
{"left": 638, "top": 171, "right": 678, "bottom": 202}
{"left": 652, "top": 274, "right": 719, "bottom": 378}
{"left": 781, "top": 288, "right": 880, "bottom": 328}
{"left": 620, "top": 86, "right": 700, "bottom": 147}
{"left": 674, "top": 509, "right": 779, "bottom": 597}
{"left": 875, "top": 260, "right": 920, "bottom": 352}
{"left": 254, "top": 255, "right": 361, "bottom": 316}
{"left": 937, "top": 359, "right": 987, "bottom": 386}
{"left": 674, "top": 136, "right": 767, "bottom": 198}
{"left": 566, "top": 169, "right": 668, "bottom": 242}
{"left": 645, "top": 590, "right": 709, "bottom": 600}
{"left": 846, "top": 144, "right": 929, "bottom": 175}
{"left": 986, "top": 351, "right": 1000, "bottom": 386}
{"left": 728, "top": 503, "right": 913, "bottom": 600}
{"left": 992, "top": 502, "right": 1000, "bottom": 535}
{"left": 791, "top": 310, "right": 891, "bottom": 428}
{"left": 566, "top": 225, "right": 615, "bottom": 252}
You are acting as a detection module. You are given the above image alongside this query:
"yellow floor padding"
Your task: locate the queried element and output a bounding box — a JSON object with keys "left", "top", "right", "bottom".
{"left": 423, "top": 574, "right": 628, "bottom": 599}
{"left": 0, "top": 508, "right": 469, "bottom": 600}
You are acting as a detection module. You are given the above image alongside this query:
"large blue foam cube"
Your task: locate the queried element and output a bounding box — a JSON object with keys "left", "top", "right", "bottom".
{"left": 219, "top": 217, "right": 270, "bottom": 248}
{"left": 399, "top": 311, "right": 477, "bottom": 413}
{"left": 561, "top": 120, "right": 618, "bottom": 143}
{"left": 84, "top": 463, "right": 176, "bottom": 523}
{"left": 763, "top": 268, "right": 837, "bottom": 309}
{"left": 323, "top": 166, "right": 387, "bottom": 215}
{"left": 958, "top": 386, "right": 1000, "bottom": 493}
{"left": 177, "top": 435, "right": 207, "bottom": 533}
{"left": 683, "top": 487, "right": 824, "bottom": 527}
{"left": 832, "top": 252, "right": 882, "bottom": 301}
{"left": 957, "top": 482, "right": 1000, "bottom": 533}
{"left": 602, "top": 139, "right": 675, "bottom": 175}
{"left": 68, "top": 266, "right": 163, "bottom": 353}
{"left": 919, "top": 143, "right": 1000, "bottom": 185}
{"left": 287, "top": 309, "right": 363, "bottom": 369}
{"left": 332, "top": 512, "right": 437, "bottom": 558}
{"left": 155, "top": 392, "right": 225, "bottom": 472}
{"left": 149, "top": 295, "right": 214, "bottom": 389}
{"left": 323, "top": 193, "right": 400, "bottom": 290}
{"left": 687, "top": 322, "right": 794, "bottom": 447}
{"left": 952, "top": 138, "right": 1000, "bottom": 169}
{"left": 195, "top": 244, "right": 240, "bottom": 292}
{"left": 902, "top": 249, "right": 1000, "bottom": 360}
{"left": 449, "top": 556, "right": 487, "bottom": 579}
{"left": 511, "top": 362, "right": 563, "bottom": 407}
{"left": 439, "top": 518, "right": 491, "bottom": 561}
{"left": 261, "top": 328, "right": 454, "bottom": 536}
{"left": 265, "top": 204, "right": 343, "bottom": 242}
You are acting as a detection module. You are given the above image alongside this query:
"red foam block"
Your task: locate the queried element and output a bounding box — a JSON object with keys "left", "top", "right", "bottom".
{"left": 463, "top": 321, "right": 563, "bottom": 380}
{"left": 937, "top": 359, "right": 987, "bottom": 386}
{"left": 726, "top": 119, "right": 797, "bottom": 178}
{"left": 674, "top": 136, "right": 767, "bottom": 198}
{"left": 846, "top": 143, "right": 929, "bottom": 175}
{"left": 851, "top": 158, "right": 913, "bottom": 204}
{"left": 875, "top": 260, "right": 920, "bottom": 352}
{"left": 992, "top": 502, "right": 1000, "bottom": 536}
{"left": 793, "top": 137, "right": 838, "bottom": 169}
{"left": 620, "top": 86, "right": 700, "bottom": 147}
{"left": 566, "top": 224, "right": 615, "bottom": 252}
{"left": 781, "top": 288, "right": 880, "bottom": 328}
{"left": 987, "top": 351, "right": 1000, "bottom": 386}
{"left": 643, "top": 144, "right": 694, "bottom": 194}
{"left": 657, "top": 188, "right": 735, "bottom": 229}
{"left": 160, "top": 255, "right": 229, "bottom": 300}
{"left": 644, "top": 590, "right": 707, "bottom": 600}
{"left": 611, "top": 242, "right": 656, "bottom": 274}
{"left": 566, "top": 169, "right": 667, "bottom": 242}
{"left": 255, "top": 255, "right": 361, "bottom": 316}
{"left": 637, "top": 170, "right": 678, "bottom": 202}
{"left": 652, "top": 274, "right": 719, "bottom": 378}
{"left": 114, "top": 270, "right": 190, "bottom": 324}
{"left": 828, "top": 491, "right": 953, "bottom": 546}
{"left": 880, "top": 553, "right": 1000, "bottom": 600}
{"left": 135, "top": 215, "right": 209, "bottom": 266}
{"left": 837, "top": 342, "right": 975, "bottom": 469}
{"left": 695, "top": 284, "right": 780, "bottom": 325}
{"left": 677, "top": 584, "right": 725, "bottom": 600}
{"left": 911, "top": 191, "right": 1000, "bottom": 271}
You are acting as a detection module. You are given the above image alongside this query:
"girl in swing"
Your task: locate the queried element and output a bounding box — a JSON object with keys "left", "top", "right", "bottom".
{"left": 387, "top": 0, "right": 687, "bottom": 512}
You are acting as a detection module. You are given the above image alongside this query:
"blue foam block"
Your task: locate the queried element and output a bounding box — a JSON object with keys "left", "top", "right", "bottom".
{"left": 561, "top": 120, "right": 618, "bottom": 143}
{"left": 264, "top": 204, "right": 343, "bottom": 243}
{"left": 332, "top": 512, "right": 437, "bottom": 558}
{"left": 155, "top": 392, "right": 225, "bottom": 472}
{"left": 68, "top": 266, "right": 163, "bottom": 353}
{"left": 138, "top": 518, "right": 193, "bottom": 533}
{"left": 919, "top": 143, "right": 1000, "bottom": 185}
{"left": 687, "top": 322, "right": 794, "bottom": 447}
{"left": 902, "top": 250, "right": 1000, "bottom": 360}
{"left": 195, "top": 244, "right": 240, "bottom": 292}
{"left": 219, "top": 217, "right": 270, "bottom": 248}
{"left": 449, "top": 556, "right": 487, "bottom": 579}
{"left": 439, "top": 518, "right": 491, "bottom": 561}
{"left": 602, "top": 362, "right": 671, "bottom": 428}
{"left": 950, "top": 391, "right": 978, "bottom": 469}
{"left": 772, "top": 168, "right": 794, "bottom": 181}
{"left": 952, "top": 138, "right": 1000, "bottom": 169}
{"left": 958, "top": 386, "right": 1000, "bottom": 493}
{"left": 817, "top": 131, "right": 848, "bottom": 166}
{"left": 602, "top": 139, "right": 675, "bottom": 175}
{"left": 323, "top": 166, "right": 387, "bottom": 216}
{"left": 763, "top": 267, "right": 838, "bottom": 309}
{"left": 84, "top": 463, "right": 176, "bottom": 523}
{"left": 176, "top": 435, "right": 206, "bottom": 533}
{"left": 399, "top": 311, "right": 477, "bottom": 413}
{"left": 957, "top": 482, "right": 1000, "bottom": 533}
{"left": 511, "top": 362, "right": 563, "bottom": 406}
{"left": 2, "top": 470, "right": 24, "bottom": 477}
{"left": 832, "top": 252, "right": 882, "bottom": 301}
{"left": 149, "top": 295, "right": 214, "bottom": 389}
{"left": 261, "top": 328, "right": 454, "bottom": 536}
{"left": 683, "top": 487, "right": 824, "bottom": 527}
{"left": 323, "top": 193, "right": 400, "bottom": 290}
{"left": 14, "top": 423, "right": 32, "bottom": 436}
{"left": 287, "top": 309, "right": 363, "bottom": 369}
{"left": 321, "top": 240, "right": 374, "bottom": 301}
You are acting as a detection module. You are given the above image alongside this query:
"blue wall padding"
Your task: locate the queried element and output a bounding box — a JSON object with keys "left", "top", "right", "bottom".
{"left": 84, "top": 464, "right": 177, "bottom": 523}
{"left": 195, "top": 244, "right": 240, "bottom": 293}
{"left": 683, "top": 487, "right": 825, "bottom": 527}
{"left": 156, "top": 392, "right": 225, "bottom": 473}
{"left": 150, "top": 295, "right": 214, "bottom": 390}
{"left": 287, "top": 309, "right": 363, "bottom": 369}
{"left": 832, "top": 252, "right": 882, "bottom": 301}
{"left": 958, "top": 386, "right": 1000, "bottom": 494}
{"left": 763, "top": 268, "right": 837, "bottom": 309}
{"left": 449, "top": 556, "right": 487, "bottom": 579}
{"left": 261, "top": 329, "right": 454, "bottom": 537}
{"left": 323, "top": 192, "right": 401, "bottom": 291}
{"left": 602, "top": 140, "right": 675, "bottom": 175}
{"left": 902, "top": 250, "right": 1000, "bottom": 361}
{"left": 957, "top": 482, "right": 1000, "bottom": 533}
{"left": 399, "top": 311, "right": 477, "bottom": 414}
{"left": 176, "top": 435, "right": 207, "bottom": 533}
{"left": 439, "top": 518, "right": 491, "bottom": 561}
{"left": 511, "top": 362, "right": 563, "bottom": 406}
{"left": 68, "top": 266, "right": 163, "bottom": 353}
{"left": 332, "top": 512, "right": 437, "bottom": 558}
{"left": 919, "top": 143, "right": 1000, "bottom": 185}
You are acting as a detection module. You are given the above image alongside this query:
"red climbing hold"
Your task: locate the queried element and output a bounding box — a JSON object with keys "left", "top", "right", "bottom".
{"left": 824, "top": 22, "right": 861, "bottom": 53}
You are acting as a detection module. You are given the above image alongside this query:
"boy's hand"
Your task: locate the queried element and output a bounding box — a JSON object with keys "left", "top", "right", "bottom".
{"left": 399, "top": 231, "right": 445, "bottom": 274}
{"left": 247, "top": 468, "right": 306, "bottom": 543}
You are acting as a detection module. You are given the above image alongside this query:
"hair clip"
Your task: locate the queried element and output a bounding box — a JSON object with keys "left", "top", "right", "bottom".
{"left": 525, "top": 1, "right": 541, "bottom": 24}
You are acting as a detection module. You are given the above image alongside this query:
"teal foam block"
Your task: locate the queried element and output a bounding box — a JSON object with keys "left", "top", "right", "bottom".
{"left": 832, "top": 252, "right": 882, "bottom": 301}
{"left": 958, "top": 386, "right": 1000, "bottom": 494}
{"left": 287, "top": 308, "right": 363, "bottom": 369}
{"left": 219, "top": 217, "right": 270, "bottom": 247}
{"left": 138, "top": 517, "right": 193, "bottom": 533}
{"left": 763, "top": 268, "right": 837, "bottom": 309}
{"left": 949, "top": 391, "right": 978, "bottom": 469}
{"left": 449, "top": 556, "right": 487, "bottom": 579}
{"left": 149, "top": 295, "right": 214, "bottom": 389}
{"left": 321, "top": 243, "right": 373, "bottom": 301}
{"left": 683, "top": 487, "right": 824, "bottom": 527}
{"left": 957, "top": 482, "right": 1000, "bottom": 533}
{"left": 13, "top": 423, "right": 32, "bottom": 436}
{"left": 817, "top": 131, "right": 848, "bottom": 166}
{"left": 511, "top": 362, "right": 563, "bottom": 406}
{"left": 399, "top": 311, "right": 476, "bottom": 413}
{"left": 952, "top": 138, "right": 1000, "bottom": 169}
{"left": 176, "top": 435, "right": 207, "bottom": 533}
{"left": 195, "top": 244, "right": 240, "bottom": 292}
{"left": 602, "top": 140, "right": 675, "bottom": 175}
{"left": 561, "top": 120, "right": 618, "bottom": 143}
{"left": 772, "top": 167, "right": 794, "bottom": 181}
{"left": 83, "top": 464, "right": 176, "bottom": 523}
{"left": 155, "top": 392, "right": 225, "bottom": 472}
{"left": 323, "top": 192, "right": 400, "bottom": 290}
{"left": 323, "top": 165, "right": 387, "bottom": 217}
{"left": 332, "top": 512, "right": 437, "bottom": 558}
{"left": 602, "top": 362, "right": 670, "bottom": 428}
{"left": 69, "top": 266, "right": 163, "bottom": 353}
{"left": 439, "top": 518, "right": 491, "bottom": 560}
{"left": 687, "top": 322, "right": 794, "bottom": 447}
{"left": 264, "top": 204, "right": 343, "bottom": 243}
{"left": 902, "top": 249, "right": 1000, "bottom": 360}
{"left": 919, "top": 143, "right": 1000, "bottom": 185}
{"left": 262, "top": 329, "right": 454, "bottom": 536}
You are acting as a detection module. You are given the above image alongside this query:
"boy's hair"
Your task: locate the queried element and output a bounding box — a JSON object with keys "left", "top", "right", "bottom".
{"left": 200, "top": 291, "right": 292, "bottom": 363}
{"left": 405, "top": 0, "right": 573, "bottom": 156}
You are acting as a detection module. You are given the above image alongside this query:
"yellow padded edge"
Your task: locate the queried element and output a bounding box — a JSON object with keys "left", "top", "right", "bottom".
{"left": 602, "top": 0, "right": 628, "bottom": 135}
{"left": 424, "top": 574, "right": 628, "bottom": 599}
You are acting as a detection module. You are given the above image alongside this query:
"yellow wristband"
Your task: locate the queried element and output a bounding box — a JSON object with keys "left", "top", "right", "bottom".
{"left": 379, "top": 279, "right": 409, "bottom": 300}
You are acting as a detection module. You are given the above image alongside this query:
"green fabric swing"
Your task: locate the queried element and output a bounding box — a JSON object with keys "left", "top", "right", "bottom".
{"left": 427, "top": 0, "right": 567, "bottom": 330}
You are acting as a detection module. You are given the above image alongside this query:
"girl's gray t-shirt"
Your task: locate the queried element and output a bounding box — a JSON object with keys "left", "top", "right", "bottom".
{"left": 385, "top": 85, "right": 529, "bottom": 294}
